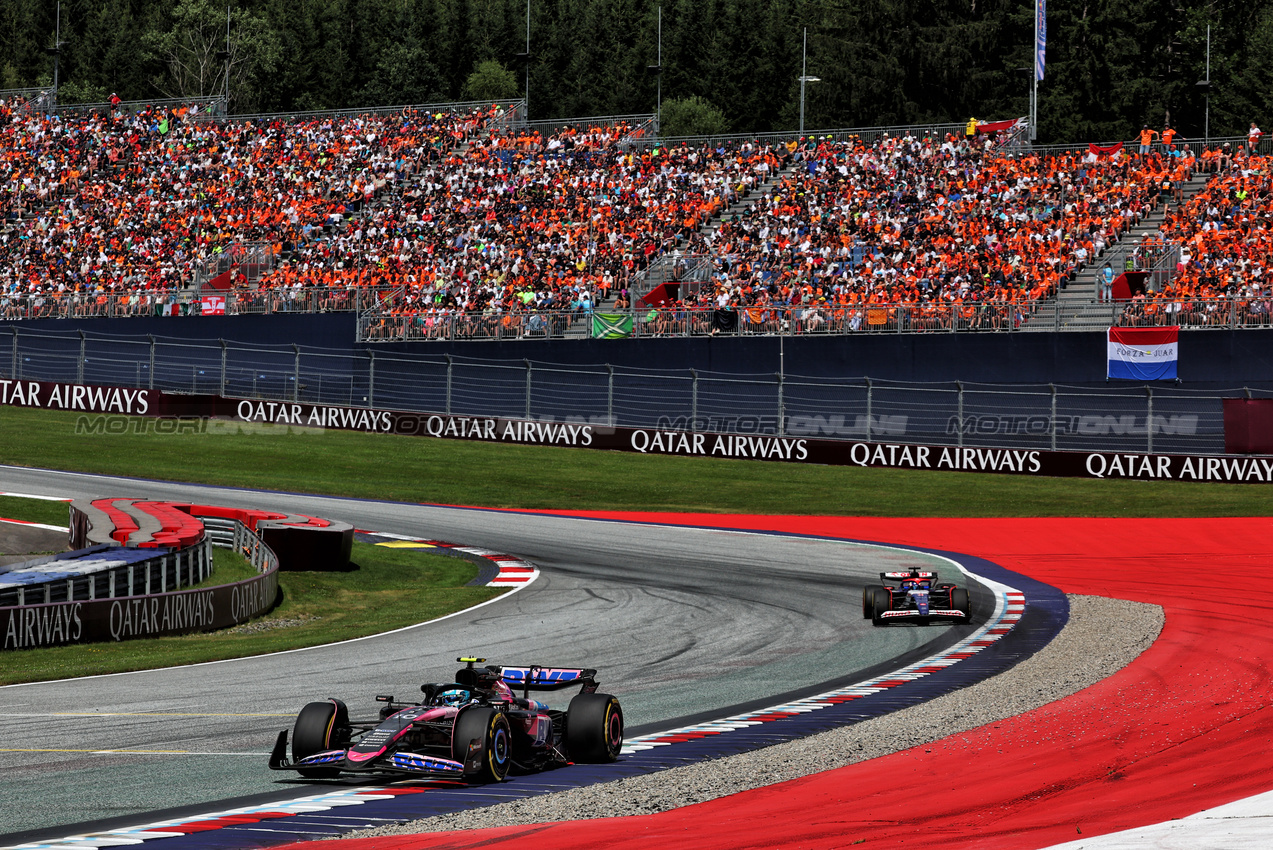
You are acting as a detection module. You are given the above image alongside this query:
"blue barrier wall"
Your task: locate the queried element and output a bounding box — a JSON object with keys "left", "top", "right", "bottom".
{"left": 6, "top": 315, "right": 1273, "bottom": 388}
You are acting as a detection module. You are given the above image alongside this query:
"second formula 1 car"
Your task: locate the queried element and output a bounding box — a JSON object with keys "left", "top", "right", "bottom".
{"left": 862, "top": 569, "right": 971, "bottom": 626}
{"left": 268, "top": 657, "right": 623, "bottom": 783}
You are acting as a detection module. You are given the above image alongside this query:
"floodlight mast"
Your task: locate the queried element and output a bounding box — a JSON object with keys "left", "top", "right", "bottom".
{"left": 798, "top": 28, "right": 820, "bottom": 135}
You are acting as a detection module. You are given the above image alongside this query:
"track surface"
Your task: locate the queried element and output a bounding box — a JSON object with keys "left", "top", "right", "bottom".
{"left": 0, "top": 467, "right": 988, "bottom": 839}
{"left": 297, "top": 514, "right": 1273, "bottom": 850}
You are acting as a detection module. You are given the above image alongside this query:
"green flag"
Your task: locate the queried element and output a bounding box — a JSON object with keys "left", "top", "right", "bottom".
{"left": 592, "top": 313, "right": 633, "bottom": 339}
{"left": 158, "top": 117, "right": 170, "bottom": 134}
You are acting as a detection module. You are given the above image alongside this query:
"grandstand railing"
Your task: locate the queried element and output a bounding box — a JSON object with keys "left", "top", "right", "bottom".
{"left": 0, "top": 87, "right": 56, "bottom": 114}
{"left": 1026, "top": 134, "right": 1259, "bottom": 160}
{"left": 192, "top": 243, "right": 275, "bottom": 293}
{"left": 1116, "top": 297, "right": 1272, "bottom": 329}
{"left": 516, "top": 113, "right": 656, "bottom": 136}
{"left": 29, "top": 96, "right": 522, "bottom": 125}
{"left": 49, "top": 95, "right": 227, "bottom": 120}
{"left": 630, "top": 121, "right": 968, "bottom": 150}
{"left": 630, "top": 253, "right": 715, "bottom": 304}
{"left": 0, "top": 285, "right": 403, "bottom": 320}
{"left": 223, "top": 99, "right": 522, "bottom": 126}
{"left": 0, "top": 324, "right": 1255, "bottom": 456}
{"left": 6, "top": 288, "right": 1267, "bottom": 334}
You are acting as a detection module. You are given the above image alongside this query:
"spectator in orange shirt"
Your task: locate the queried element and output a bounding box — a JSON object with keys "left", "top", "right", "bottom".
{"left": 1139, "top": 126, "right": 1158, "bottom": 155}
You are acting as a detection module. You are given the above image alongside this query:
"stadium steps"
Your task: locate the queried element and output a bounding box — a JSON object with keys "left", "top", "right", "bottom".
{"left": 702, "top": 159, "right": 795, "bottom": 243}
{"left": 1023, "top": 172, "right": 1211, "bottom": 332}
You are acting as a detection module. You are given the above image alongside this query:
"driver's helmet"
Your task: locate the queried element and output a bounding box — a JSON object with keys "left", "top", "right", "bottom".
{"left": 435, "top": 687, "right": 471, "bottom": 707}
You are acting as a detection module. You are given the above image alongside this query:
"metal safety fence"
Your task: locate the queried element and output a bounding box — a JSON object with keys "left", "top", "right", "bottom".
{"left": 1, "top": 325, "right": 1263, "bottom": 457}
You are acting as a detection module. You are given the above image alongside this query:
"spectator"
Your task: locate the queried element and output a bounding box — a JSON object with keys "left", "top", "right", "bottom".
{"left": 1139, "top": 125, "right": 1158, "bottom": 155}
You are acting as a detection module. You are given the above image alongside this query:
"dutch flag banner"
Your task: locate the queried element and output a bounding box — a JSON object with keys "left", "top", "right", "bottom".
{"left": 1107, "top": 326, "right": 1179, "bottom": 381}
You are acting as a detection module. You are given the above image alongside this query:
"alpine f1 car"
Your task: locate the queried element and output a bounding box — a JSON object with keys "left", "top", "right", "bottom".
{"left": 862, "top": 569, "right": 971, "bottom": 626}
{"left": 269, "top": 657, "right": 623, "bottom": 783}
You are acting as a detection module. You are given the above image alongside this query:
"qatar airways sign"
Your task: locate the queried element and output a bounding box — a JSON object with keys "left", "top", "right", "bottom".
{"left": 2, "top": 569, "right": 278, "bottom": 650}
{"left": 2, "top": 379, "right": 1269, "bottom": 484}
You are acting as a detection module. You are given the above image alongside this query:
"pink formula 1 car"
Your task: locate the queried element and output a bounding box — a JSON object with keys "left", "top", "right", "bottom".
{"left": 269, "top": 657, "right": 623, "bottom": 783}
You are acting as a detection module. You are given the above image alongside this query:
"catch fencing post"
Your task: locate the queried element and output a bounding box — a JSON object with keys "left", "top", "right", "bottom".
{"left": 690, "top": 369, "right": 698, "bottom": 424}
{"left": 367, "top": 351, "right": 375, "bottom": 408}
{"left": 524, "top": 359, "right": 532, "bottom": 419}
{"left": 219, "top": 339, "right": 227, "bottom": 395}
{"left": 606, "top": 364, "right": 614, "bottom": 425}
{"left": 445, "top": 354, "right": 453, "bottom": 415}
{"left": 9, "top": 327, "right": 17, "bottom": 380}
{"left": 956, "top": 381, "right": 964, "bottom": 448}
{"left": 865, "top": 376, "right": 873, "bottom": 442}
{"left": 1050, "top": 383, "right": 1057, "bottom": 451}
{"left": 777, "top": 371, "right": 785, "bottom": 435}
{"left": 147, "top": 335, "right": 155, "bottom": 390}
{"left": 1146, "top": 386, "right": 1154, "bottom": 454}
{"left": 293, "top": 344, "right": 300, "bottom": 401}
{"left": 77, "top": 330, "right": 85, "bottom": 385}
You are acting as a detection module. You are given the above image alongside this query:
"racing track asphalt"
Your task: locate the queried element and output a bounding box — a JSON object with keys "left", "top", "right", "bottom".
{"left": 0, "top": 465, "right": 992, "bottom": 840}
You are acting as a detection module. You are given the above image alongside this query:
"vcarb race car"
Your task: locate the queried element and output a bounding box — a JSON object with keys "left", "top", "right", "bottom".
{"left": 269, "top": 657, "right": 623, "bottom": 783}
{"left": 862, "top": 569, "right": 971, "bottom": 626}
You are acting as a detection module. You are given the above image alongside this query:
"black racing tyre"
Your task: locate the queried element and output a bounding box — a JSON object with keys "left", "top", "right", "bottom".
{"left": 452, "top": 706, "right": 512, "bottom": 783}
{"left": 292, "top": 699, "right": 349, "bottom": 778}
{"left": 951, "top": 587, "right": 971, "bottom": 623}
{"left": 565, "top": 692, "right": 624, "bottom": 763}
{"left": 871, "top": 587, "right": 891, "bottom": 626}
{"left": 862, "top": 585, "right": 886, "bottom": 619}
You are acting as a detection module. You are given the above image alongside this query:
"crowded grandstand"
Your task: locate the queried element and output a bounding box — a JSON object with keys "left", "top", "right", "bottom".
{"left": 1, "top": 91, "right": 1268, "bottom": 338}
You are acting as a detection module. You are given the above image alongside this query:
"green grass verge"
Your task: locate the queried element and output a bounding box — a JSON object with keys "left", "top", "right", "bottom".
{"left": 193, "top": 544, "right": 260, "bottom": 589}
{"left": 0, "top": 406, "right": 1269, "bottom": 516}
{"left": 0, "top": 494, "right": 71, "bottom": 527}
{"left": 0, "top": 541, "right": 501, "bottom": 685}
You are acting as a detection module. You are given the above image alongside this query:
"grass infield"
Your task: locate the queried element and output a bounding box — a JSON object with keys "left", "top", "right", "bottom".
{"left": 0, "top": 406, "right": 1269, "bottom": 516}
{"left": 0, "top": 537, "right": 500, "bottom": 685}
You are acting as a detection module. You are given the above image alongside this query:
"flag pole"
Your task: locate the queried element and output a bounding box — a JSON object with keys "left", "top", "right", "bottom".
{"left": 1032, "top": 0, "right": 1041, "bottom": 141}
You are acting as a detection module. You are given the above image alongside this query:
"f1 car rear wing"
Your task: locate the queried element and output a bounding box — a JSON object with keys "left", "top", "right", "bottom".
{"left": 454, "top": 657, "right": 601, "bottom": 698}
{"left": 498, "top": 665, "right": 599, "bottom": 691}
{"left": 880, "top": 570, "right": 938, "bottom": 581}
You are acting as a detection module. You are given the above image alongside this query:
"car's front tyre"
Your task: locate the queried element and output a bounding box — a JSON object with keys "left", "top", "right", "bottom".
{"left": 871, "top": 587, "right": 892, "bottom": 626}
{"left": 452, "top": 706, "right": 512, "bottom": 783}
{"left": 292, "top": 699, "right": 349, "bottom": 778}
{"left": 951, "top": 587, "right": 971, "bottom": 623}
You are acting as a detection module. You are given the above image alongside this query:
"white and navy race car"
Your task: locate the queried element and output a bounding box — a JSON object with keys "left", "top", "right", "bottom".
{"left": 862, "top": 569, "right": 971, "bottom": 626}
{"left": 269, "top": 657, "right": 623, "bottom": 783}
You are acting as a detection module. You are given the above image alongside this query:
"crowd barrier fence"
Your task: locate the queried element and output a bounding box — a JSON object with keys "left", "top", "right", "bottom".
{"left": 2, "top": 325, "right": 1266, "bottom": 456}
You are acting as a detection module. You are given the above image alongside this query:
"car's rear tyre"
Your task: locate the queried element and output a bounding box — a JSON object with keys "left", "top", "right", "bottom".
{"left": 951, "top": 587, "right": 971, "bottom": 623}
{"left": 862, "top": 585, "right": 886, "bottom": 619}
{"left": 871, "top": 587, "right": 891, "bottom": 626}
{"left": 565, "top": 692, "right": 624, "bottom": 763}
{"left": 452, "top": 706, "right": 511, "bottom": 783}
{"left": 293, "top": 699, "right": 349, "bottom": 778}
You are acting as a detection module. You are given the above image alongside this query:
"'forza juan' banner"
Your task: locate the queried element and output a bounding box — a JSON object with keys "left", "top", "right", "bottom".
{"left": 1, "top": 378, "right": 1269, "bottom": 484}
